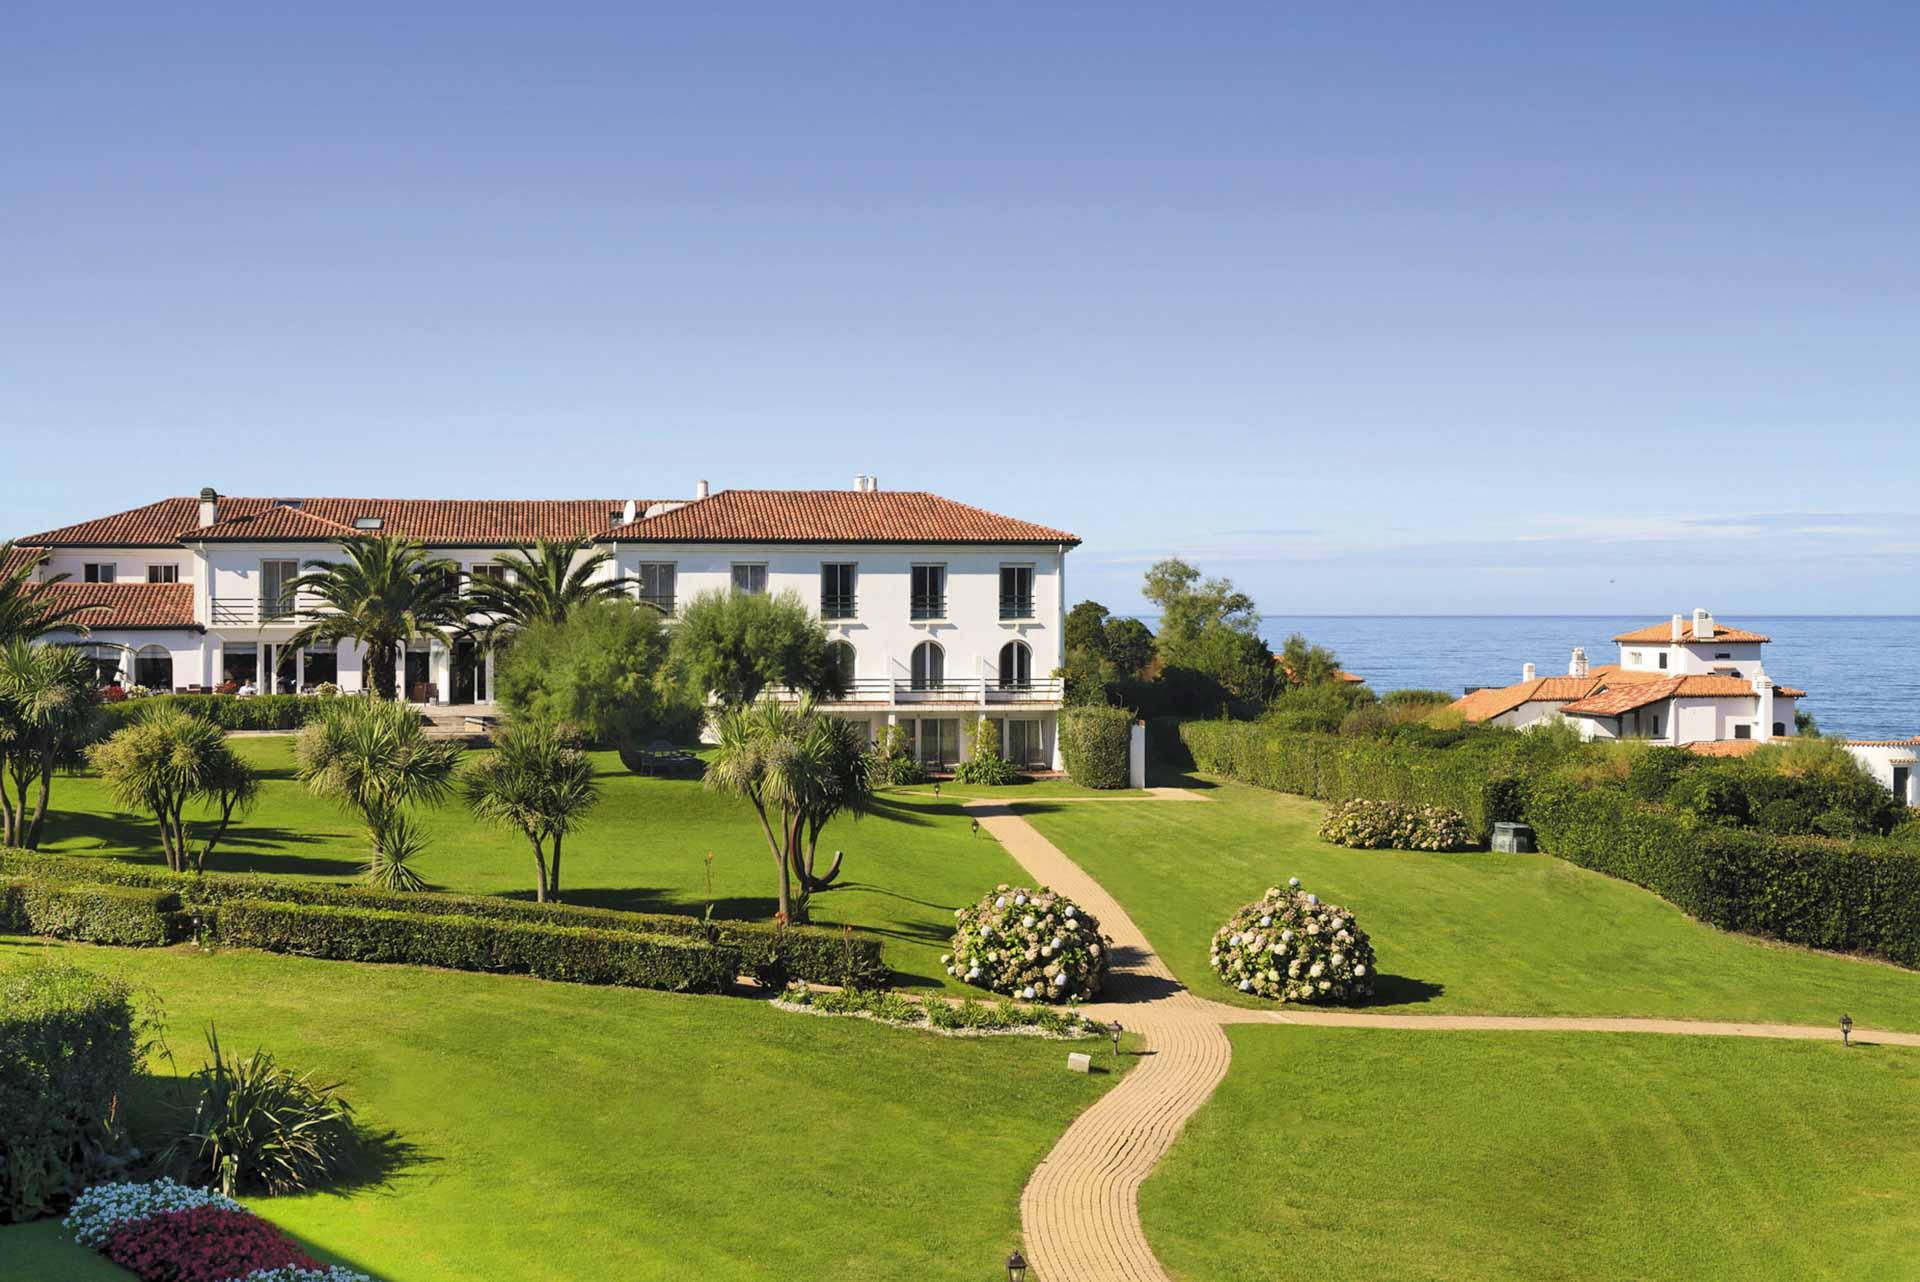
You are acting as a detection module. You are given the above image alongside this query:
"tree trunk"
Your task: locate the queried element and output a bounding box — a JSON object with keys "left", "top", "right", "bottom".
{"left": 0, "top": 765, "right": 17, "bottom": 847}
{"left": 528, "top": 834, "right": 549, "bottom": 903}
{"left": 373, "top": 639, "right": 399, "bottom": 701}
{"left": 23, "top": 754, "right": 53, "bottom": 850}
{"left": 549, "top": 833, "right": 563, "bottom": 902}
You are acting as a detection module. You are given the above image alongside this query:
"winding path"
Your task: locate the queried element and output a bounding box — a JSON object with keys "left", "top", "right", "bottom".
{"left": 968, "top": 799, "right": 1920, "bottom": 1282}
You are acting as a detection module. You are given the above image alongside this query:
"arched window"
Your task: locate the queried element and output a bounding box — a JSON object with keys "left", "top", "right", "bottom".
{"left": 81, "top": 644, "right": 122, "bottom": 687}
{"left": 911, "top": 640, "right": 945, "bottom": 691}
{"left": 133, "top": 645, "right": 173, "bottom": 692}
{"left": 826, "top": 640, "right": 856, "bottom": 691}
{"left": 998, "top": 640, "right": 1032, "bottom": 690}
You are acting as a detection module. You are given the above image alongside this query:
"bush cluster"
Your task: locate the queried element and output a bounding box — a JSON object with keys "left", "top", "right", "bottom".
{"left": 1, "top": 965, "right": 139, "bottom": 1223}
{"left": 947, "top": 884, "right": 1109, "bottom": 1002}
{"left": 1059, "top": 707, "right": 1132, "bottom": 789}
{"left": 1209, "top": 882, "right": 1376, "bottom": 1003}
{"left": 96, "top": 694, "right": 330, "bottom": 735}
{"left": 1318, "top": 799, "right": 1475, "bottom": 851}
{"left": 1, "top": 877, "right": 187, "bottom": 946}
{"left": 777, "top": 982, "right": 1098, "bottom": 1037}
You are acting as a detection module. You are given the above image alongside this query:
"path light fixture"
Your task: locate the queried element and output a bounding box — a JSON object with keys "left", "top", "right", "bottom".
{"left": 1005, "top": 1250, "right": 1027, "bottom": 1282}
{"left": 970, "top": 817, "right": 981, "bottom": 838}
{"left": 1110, "top": 1020, "right": 1124, "bottom": 1060}
{"left": 933, "top": 781, "right": 942, "bottom": 799}
{"left": 1841, "top": 1013, "right": 1853, "bottom": 1047}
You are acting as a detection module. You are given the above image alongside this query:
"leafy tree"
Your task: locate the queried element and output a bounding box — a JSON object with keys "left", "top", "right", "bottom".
{"left": 1275, "top": 633, "right": 1342, "bottom": 690}
{"left": 669, "top": 589, "right": 848, "bottom": 708}
{"left": 464, "top": 538, "right": 630, "bottom": 648}
{"left": 282, "top": 538, "right": 466, "bottom": 701}
{"left": 704, "top": 697, "right": 873, "bottom": 923}
{"left": 1064, "top": 601, "right": 1112, "bottom": 658}
{"left": 0, "top": 544, "right": 111, "bottom": 643}
{"left": 1142, "top": 558, "right": 1272, "bottom": 701}
{"left": 1103, "top": 617, "right": 1155, "bottom": 677}
{"left": 89, "top": 705, "right": 259, "bottom": 873}
{"left": 494, "top": 599, "right": 685, "bottom": 748}
{"left": 462, "top": 720, "right": 601, "bottom": 902}
{"left": 0, "top": 639, "right": 100, "bottom": 848}
{"left": 294, "top": 697, "right": 463, "bottom": 890}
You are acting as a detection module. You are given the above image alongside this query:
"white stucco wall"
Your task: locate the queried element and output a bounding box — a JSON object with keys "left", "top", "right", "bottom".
{"left": 1845, "top": 744, "right": 1920, "bottom": 804}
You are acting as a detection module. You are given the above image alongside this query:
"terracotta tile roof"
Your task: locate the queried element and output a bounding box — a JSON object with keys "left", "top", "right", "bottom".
{"left": 1688, "top": 740, "right": 1764, "bottom": 758}
{"left": 1845, "top": 738, "right": 1920, "bottom": 748}
{"left": 1612, "top": 620, "right": 1771, "bottom": 644}
{"left": 1450, "top": 665, "right": 1663, "bottom": 722}
{"left": 33, "top": 582, "right": 199, "bottom": 631}
{"left": 607, "top": 489, "right": 1079, "bottom": 545}
{"left": 1557, "top": 674, "right": 1801, "bottom": 718}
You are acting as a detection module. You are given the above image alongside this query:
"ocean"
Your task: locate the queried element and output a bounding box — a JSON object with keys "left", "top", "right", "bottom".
{"left": 1146, "top": 616, "right": 1920, "bottom": 743}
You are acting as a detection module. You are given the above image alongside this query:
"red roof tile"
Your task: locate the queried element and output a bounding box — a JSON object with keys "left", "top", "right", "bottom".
{"left": 1450, "top": 665, "right": 1663, "bottom": 722}
{"left": 1612, "top": 620, "right": 1771, "bottom": 644}
{"left": 608, "top": 489, "right": 1079, "bottom": 545}
{"left": 1558, "top": 674, "right": 1798, "bottom": 717}
{"left": 1689, "top": 740, "right": 1764, "bottom": 758}
{"left": 33, "top": 582, "right": 199, "bottom": 631}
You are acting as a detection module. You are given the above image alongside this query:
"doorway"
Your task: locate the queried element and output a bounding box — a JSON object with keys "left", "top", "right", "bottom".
{"left": 405, "top": 651, "right": 432, "bottom": 702}
{"left": 1895, "top": 766, "right": 1911, "bottom": 805}
{"left": 451, "top": 641, "right": 486, "bottom": 705}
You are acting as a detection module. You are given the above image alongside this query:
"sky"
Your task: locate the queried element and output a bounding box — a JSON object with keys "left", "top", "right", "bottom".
{"left": 5, "top": 2, "right": 1918, "bottom": 616}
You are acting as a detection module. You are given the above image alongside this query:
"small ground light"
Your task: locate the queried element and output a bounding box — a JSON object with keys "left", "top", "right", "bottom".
{"left": 970, "top": 817, "right": 980, "bottom": 838}
{"left": 933, "top": 781, "right": 942, "bottom": 798}
{"left": 1005, "top": 1250, "right": 1027, "bottom": 1281}
{"left": 1841, "top": 1013, "right": 1853, "bottom": 1046}
{"left": 1110, "top": 1020, "right": 1124, "bottom": 1059}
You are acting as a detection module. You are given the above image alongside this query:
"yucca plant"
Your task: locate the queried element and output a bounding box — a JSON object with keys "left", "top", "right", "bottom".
{"left": 294, "top": 697, "right": 461, "bottom": 888}
{"left": 160, "top": 1025, "right": 356, "bottom": 1196}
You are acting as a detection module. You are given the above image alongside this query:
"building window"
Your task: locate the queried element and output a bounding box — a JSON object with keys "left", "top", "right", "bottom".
{"left": 826, "top": 640, "right": 856, "bottom": 690}
{"left": 998, "top": 640, "right": 1032, "bottom": 689}
{"left": 352, "top": 516, "right": 383, "bottom": 530}
{"left": 911, "top": 565, "right": 946, "bottom": 620}
{"left": 821, "top": 563, "right": 857, "bottom": 620}
{"left": 916, "top": 718, "right": 960, "bottom": 766}
{"left": 82, "top": 644, "right": 121, "bottom": 686}
{"left": 301, "top": 643, "right": 339, "bottom": 689}
{"left": 470, "top": 562, "right": 506, "bottom": 582}
{"left": 133, "top": 645, "right": 173, "bottom": 691}
{"left": 260, "top": 559, "right": 299, "bottom": 620}
{"left": 636, "top": 563, "right": 676, "bottom": 613}
{"left": 146, "top": 564, "right": 179, "bottom": 584}
{"left": 911, "top": 640, "right": 945, "bottom": 690}
{"left": 1649, "top": 717, "right": 1660, "bottom": 737}
{"left": 999, "top": 565, "right": 1034, "bottom": 620}
{"left": 83, "top": 563, "right": 116, "bottom": 583}
{"left": 1657, "top": 652, "right": 1668, "bottom": 669}
{"left": 1007, "top": 718, "right": 1044, "bottom": 768}
{"left": 1733, "top": 724, "right": 1752, "bottom": 740}
{"left": 1715, "top": 652, "right": 1731, "bottom": 660}
{"left": 1628, "top": 651, "right": 1642, "bottom": 665}
{"left": 1773, "top": 721, "right": 1786, "bottom": 736}
{"left": 731, "top": 563, "right": 767, "bottom": 595}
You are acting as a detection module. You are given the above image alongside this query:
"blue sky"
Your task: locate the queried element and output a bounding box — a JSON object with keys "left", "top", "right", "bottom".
{"left": 5, "top": 3, "right": 1917, "bottom": 615}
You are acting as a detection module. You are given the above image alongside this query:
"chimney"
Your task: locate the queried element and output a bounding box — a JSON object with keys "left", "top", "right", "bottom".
{"left": 197, "top": 487, "right": 220, "bottom": 528}
{"left": 1568, "top": 647, "right": 1589, "bottom": 678}
{"left": 1522, "top": 662, "right": 1537, "bottom": 682}
{"left": 1753, "top": 667, "right": 1775, "bottom": 742}
{"left": 1670, "top": 614, "right": 1684, "bottom": 642}
{"left": 866, "top": 474, "right": 878, "bottom": 491}
{"left": 1693, "top": 607, "right": 1714, "bottom": 640}
{"left": 853, "top": 474, "right": 866, "bottom": 492}
{"left": 620, "top": 499, "right": 636, "bottom": 526}
{"left": 694, "top": 479, "right": 710, "bottom": 500}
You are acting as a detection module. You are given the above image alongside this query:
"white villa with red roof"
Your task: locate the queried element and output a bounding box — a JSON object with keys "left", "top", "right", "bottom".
{"left": 1453, "top": 608, "right": 1805, "bottom": 746}
{"left": 10, "top": 477, "right": 1077, "bottom": 769}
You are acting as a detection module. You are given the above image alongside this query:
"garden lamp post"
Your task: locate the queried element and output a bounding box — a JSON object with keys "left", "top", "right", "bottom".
{"left": 970, "top": 817, "right": 980, "bottom": 838}
{"left": 1841, "top": 1013, "right": 1853, "bottom": 1046}
{"left": 1110, "top": 1020, "right": 1123, "bottom": 1060}
{"left": 1005, "top": 1250, "right": 1027, "bottom": 1281}
{"left": 933, "top": 781, "right": 942, "bottom": 799}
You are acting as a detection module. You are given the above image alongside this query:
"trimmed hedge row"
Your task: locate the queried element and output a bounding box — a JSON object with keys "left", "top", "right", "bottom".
{"left": 0, "top": 878, "right": 186, "bottom": 947}
{"left": 216, "top": 899, "right": 742, "bottom": 992}
{"left": 97, "top": 694, "right": 330, "bottom": 734}
{"left": 1060, "top": 706, "right": 1133, "bottom": 789}
{"left": 0, "top": 850, "right": 887, "bottom": 988}
{"left": 1, "top": 963, "right": 139, "bottom": 1223}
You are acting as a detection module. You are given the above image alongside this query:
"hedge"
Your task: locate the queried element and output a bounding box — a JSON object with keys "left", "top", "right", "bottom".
{"left": 215, "top": 899, "right": 742, "bottom": 992}
{"left": 97, "top": 694, "right": 331, "bottom": 734}
{"left": 1060, "top": 707, "right": 1132, "bottom": 789}
{"left": 0, "top": 850, "right": 886, "bottom": 988}
{"left": 0, "top": 964, "right": 139, "bottom": 1222}
{"left": 1, "top": 878, "right": 186, "bottom": 947}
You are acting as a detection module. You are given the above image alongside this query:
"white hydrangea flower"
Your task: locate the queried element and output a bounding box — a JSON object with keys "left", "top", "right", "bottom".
{"left": 996, "top": 896, "right": 1009, "bottom": 909}
{"left": 1353, "top": 964, "right": 1367, "bottom": 977}
{"left": 1288, "top": 877, "right": 1301, "bottom": 888}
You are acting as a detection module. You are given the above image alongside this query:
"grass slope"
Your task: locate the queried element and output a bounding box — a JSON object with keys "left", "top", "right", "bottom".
{"left": 0, "top": 937, "right": 1120, "bottom": 1282}
{"left": 1143, "top": 1026, "right": 1920, "bottom": 1282}
{"left": 1020, "top": 778, "right": 1920, "bottom": 1029}
{"left": 34, "top": 739, "right": 1034, "bottom": 991}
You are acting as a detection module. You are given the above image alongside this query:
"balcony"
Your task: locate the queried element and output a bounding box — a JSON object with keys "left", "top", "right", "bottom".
{"left": 637, "top": 594, "right": 676, "bottom": 617}
{"left": 999, "top": 594, "right": 1035, "bottom": 620}
{"left": 910, "top": 594, "right": 946, "bottom": 621}
{"left": 820, "top": 592, "right": 857, "bottom": 621}
{"left": 209, "top": 596, "right": 311, "bottom": 627}
{"left": 766, "top": 676, "right": 1064, "bottom": 706}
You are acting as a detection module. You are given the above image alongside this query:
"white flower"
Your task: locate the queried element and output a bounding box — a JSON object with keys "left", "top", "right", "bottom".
{"left": 1330, "top": 952, "right": 1344, "bottom": 966}
{"left": 1353, "top": 964, "right": 1367, "bottom": 977}
{"left": 1052, "top": 936, "right": 1064, "bottom": 950}
{"left": 1065, "top": 905, "right": 1076, "bottom": 917}
{"left": 996, "top": 896, "right": 1009, "bottom": 909}
{"left": 1238, "top": 979, "right": 1251, "bottom": 991}
{"left": 1089, "top": 944, "right": 1101, "bottom": 956}
{"left": 1259, "top": 915, "right": 1272, "bottom": 928}
{"left": 940, "top": 953, "right": 952, "bottom": 964}
{"left": 1288, "top": 877, "right": 1300, "bottom": 888}
{"left": 1040, "top": 946, "right": 1053, "bottom": 958}
{"left": 1022, "top": 986, "right": 1037, "bottom": 1000}
{"left": 1306, "top": 893, "right": 1319, "bottom": 906}
{"left": 1015, "top": 893, "right": 1028, "bottom": 906}
{"left": 1310, "top": 962, "right": 1325, "bottom": 978}
{"left": 1281, "top": 930, "right": 1293, "bottom": 944}
{"left": 1054, "top": 973, "right": 1068, "bottom": 986}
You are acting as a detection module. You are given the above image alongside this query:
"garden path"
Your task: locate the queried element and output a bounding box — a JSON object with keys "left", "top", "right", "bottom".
{"left": 970, "top": 797, "right": 1920, "bottom": 1282}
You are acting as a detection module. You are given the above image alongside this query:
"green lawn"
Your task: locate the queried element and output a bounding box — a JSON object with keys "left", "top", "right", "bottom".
{"left": 1142, "top": 1026, "right": 1920, "bottom": 1282}
{"left": 34, "top": 739, "right": 1032, "bottom": 992}
{"left": 1019, "top": 778, "right": 1920, "bottom": 1030}
{"left": 0, "top": 937, "right": 1122, "bottom": 1282}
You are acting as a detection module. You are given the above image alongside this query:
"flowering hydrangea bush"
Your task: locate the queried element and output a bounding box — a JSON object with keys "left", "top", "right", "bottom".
{"left": 946, "top": 884, "right": 1109, "bottom": 1003}
{"left": 101, "top": 1205, "right": 318, "bottom": 1282}
{"left": 64, "top": 1178, "right": 245, "bottom": 1249}
{"left": 1209, "top": 880, "right": 1376, "bottom": 1004}
{"left": 1319, "top": 799, "right": 1475, "bottom": 851}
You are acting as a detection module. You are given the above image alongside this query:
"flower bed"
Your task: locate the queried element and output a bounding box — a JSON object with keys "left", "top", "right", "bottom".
{"left": 1209, "top": 880, "right": 1376, "bottom": 1004}
{"left": 1319, "top": 799, "right": 1475, "bottom": 851}
{"left": 947, "top": 884, "right": 1110, "bottom": 1003}
{"left": 64, "top": 1180, "right": 375, "bottom": 1281}
{"left": 775, "top": 982, "right": 1099, "bottom": 1037}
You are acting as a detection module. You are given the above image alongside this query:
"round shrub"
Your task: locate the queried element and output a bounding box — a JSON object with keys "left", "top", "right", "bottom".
{"left": 1319, "top": 799, "right": 1474, "bottom": 851}
{"left": 1210, "top": 881, "right": 1376, "bottom": 1003}
{"left": 947, "top": 884, "right": 1110, "bottom": 1002}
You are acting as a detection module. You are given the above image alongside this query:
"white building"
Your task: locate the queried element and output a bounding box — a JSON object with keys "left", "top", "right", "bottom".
{"left": 1453, "top": 609, "right": 1805, "bottom": 746}
{"left": 11, "top": 478, "right": 1077, "bottom": 769}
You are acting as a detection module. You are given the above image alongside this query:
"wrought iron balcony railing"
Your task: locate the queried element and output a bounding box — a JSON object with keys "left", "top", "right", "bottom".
{"left": 820, "top": 592, "right": 858, "bottom": 621}
{"left": 998, "top": 594, "right": 1036, "bottom": 620}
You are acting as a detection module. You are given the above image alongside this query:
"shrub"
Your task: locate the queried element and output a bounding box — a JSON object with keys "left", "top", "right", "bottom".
{"left": 215, "top": 899, "right": 742, "bottom": 993}
{"left": 159, "top": 1026, "right": 357, "bottom": 1197}
{"left": 0, "top": 964, "right": 139, "bottom": 1222}
{"left": 1059, "top": 706, "right": 1132, "bottom": 789}
{"left": 1210, "top": 881, "right": 1376, "bottom": 1003}
{"left": 948, "top": 884, "right": 1109, "bottom": 1002}
{"left": 2, "top": 878, "right": 184, "bottom": 946}
{"left": 953, "top": 721, "right": 1024, "bottom": 786}
{"left": 1669, "top": 772, "right": 1751, "bottom": 827}
{"left": 494, "top": 599, "right": 691, "bottom": 748}
{"left": 64, "top": 1178, "right": 244, "bottom": 1249}
{"left": 1626, "top": 745, "right": 1698, "bottom": 802}
{"left": 1319, "top": 799, "right": 1475, "bottom": 851}
{"left": 102, "top": 1204, "right": 318, "bottom": 1282}
{"left": 870, "top": 724, "right": 928, "bottom": 786}
{"left": 97, "top": 694, "right": 328, "bottom": 735}
{"left": 778, "top": 982, "right": 1098, "bottom": 1037}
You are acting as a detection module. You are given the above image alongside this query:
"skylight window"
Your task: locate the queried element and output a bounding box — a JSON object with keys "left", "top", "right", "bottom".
{"left": 273, "top": 498, "right": 303, "bottom": 509}
{"left": 353, "top": 516, "right": 384, "bottom": 530}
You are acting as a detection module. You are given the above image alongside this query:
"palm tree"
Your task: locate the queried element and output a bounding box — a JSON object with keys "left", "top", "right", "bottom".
{"left": 294, "top": 697, "right": 463, "bottom": 890}
{"left": 462, "top": 720, "right": 601, "bottom": 902}
{"left": 464, "top": 538, "right": 629, "bottom": 649}
{"left": 0, "top": 543, "right": 110, "bottom": 643}
{"left": 89, "top": 704, "right": 260, "bottom": 873}
{"left": 282, "top": 538, "right": 465, "bottom": 701}
{"left": 0, "top": 639, "right": 101, "bottom": 848}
